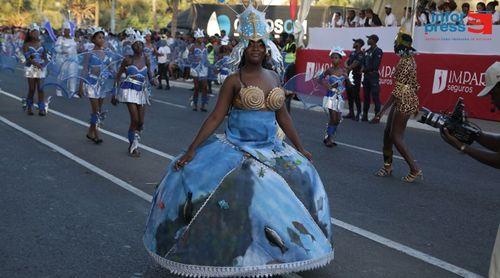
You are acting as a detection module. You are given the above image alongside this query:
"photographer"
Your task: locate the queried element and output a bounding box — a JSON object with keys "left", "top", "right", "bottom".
{"left": 440, "top": 62, "right": 500, "bottom": 169}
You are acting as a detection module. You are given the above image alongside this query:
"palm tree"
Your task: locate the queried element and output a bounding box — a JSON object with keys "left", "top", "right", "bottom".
{"left": 166, "top": 0, "right": 179, "bottom": 38}
{"left": 94, "top": 0, "right": 113, "bottom": 27}
{"left": 68, "top": 0, "right": 96, "bottom": 27}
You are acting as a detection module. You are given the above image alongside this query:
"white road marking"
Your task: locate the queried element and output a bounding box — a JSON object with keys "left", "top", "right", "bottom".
{"left": 332, "top": 219, "right": 483, "bottom": 278}
{"left": 0, "top": 109, "right": 483, "bottom": 277}
{"left": 151, "top": 98, "right": 187, "bottom": 109}
{"left": 0, "top": 89, "right": 402, "bottom": 161}
{"left": 0, "top": 116, "right": 152, "bottom": 203}
{"left": 0, "top": 89, "right": 176, "bottom": 161}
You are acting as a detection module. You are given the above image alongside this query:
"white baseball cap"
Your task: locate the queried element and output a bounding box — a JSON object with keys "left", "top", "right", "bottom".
{"left": 385, "top": 4, "right": 392, "bottom": 9}
{"left": 477, "top": 62, "right": 500, "bottom": 97}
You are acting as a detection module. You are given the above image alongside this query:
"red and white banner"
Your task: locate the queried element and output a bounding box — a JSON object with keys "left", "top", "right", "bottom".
{"left": 296, "top": 49, "right": 500, "bottom": 121}
{"left": 307, "top": 26, "right": 500, "bottom": 55}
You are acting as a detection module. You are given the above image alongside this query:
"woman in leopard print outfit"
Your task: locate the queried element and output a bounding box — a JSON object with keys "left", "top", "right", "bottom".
{"left": 371, "top": 31, "right": 422, "bottom": 183}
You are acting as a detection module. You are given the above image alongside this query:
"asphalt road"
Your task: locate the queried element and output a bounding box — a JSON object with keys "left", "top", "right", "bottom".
{"left": 0, "top": 69, "right": 499, "bottom": 278}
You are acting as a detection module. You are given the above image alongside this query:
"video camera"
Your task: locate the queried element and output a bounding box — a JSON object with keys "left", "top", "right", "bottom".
{"left": 418, "top": 97, "right": 481, "bottom": 145}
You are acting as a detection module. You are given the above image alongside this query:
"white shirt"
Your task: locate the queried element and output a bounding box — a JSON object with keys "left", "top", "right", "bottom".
{"left": 384, "top": 13, "right": 397, "bottom": 26}
{"left": 345, "top": 16, "right": 359, "bottom": 27}
{"left": 157, "top": 45, "right": 171, "bottom": 64}
{"left": 221, "top": 35, "right": 229, "bottom": 46}
{"left": 331, "top": 15, "right": 344, "bottom": 28}
{"left": 358, "top": 17, "right": 366, "bottom": 26}
{"left": 493, "top": 11, "right": 500, "bottom": 24}
{"left": 167, "top": 38, "right": 175, "bottom": 46}
{"left": 419, "top": 13, "right": 428, "bottom": 25}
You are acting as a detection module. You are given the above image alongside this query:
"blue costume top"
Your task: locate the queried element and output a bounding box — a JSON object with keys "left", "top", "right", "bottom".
{"left": 191, "top": 46, "right": 208, "bottom": 68}
{"left": 120, "top": 64, "right": 148, "bottom": 91}
{"left": 144, "top": 84, "right": 334, "bottom": 276}
{"left": 86, "top": 51, "right": 109, "bottom": 85}
{"left": 24, "top": 46, "right": 45, "bottom": 66}
{"left": 323, "top": 74, "right": 345, "bottom": 97}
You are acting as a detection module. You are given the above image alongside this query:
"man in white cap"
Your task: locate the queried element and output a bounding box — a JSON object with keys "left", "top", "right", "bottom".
{"left": 384, "top": 4, "right": 397, "bottom": 27}
{"left": 440, "top": 61, "right": 500, "bottom": 169}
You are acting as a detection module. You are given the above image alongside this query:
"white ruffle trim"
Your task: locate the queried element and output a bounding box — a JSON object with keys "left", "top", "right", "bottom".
{"left": 322, "top": 95, "right": 344, "bottom": 112}
{"left": 24, "top": 66, "right": 46, "bottom": 78}
{"left": 146, "top": 247, "right": 334, "bottom": 278}
{"left": 117, "top": 88, "right": 149, "bottom": 105}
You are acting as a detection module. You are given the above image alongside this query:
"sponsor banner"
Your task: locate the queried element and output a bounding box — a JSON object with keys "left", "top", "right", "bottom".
{"left": 168, "top": 4, "right": 345, "bottom": 37}
{"left": 307, "top": 26, "right": 500, "bottom": 55}
{"left": 296, "top": 49, "right": 500, "bottom": 121}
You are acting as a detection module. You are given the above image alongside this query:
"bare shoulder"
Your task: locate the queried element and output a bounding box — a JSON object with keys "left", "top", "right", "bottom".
{"left": 222, "top": 72, "right": 239, "bottom": 87}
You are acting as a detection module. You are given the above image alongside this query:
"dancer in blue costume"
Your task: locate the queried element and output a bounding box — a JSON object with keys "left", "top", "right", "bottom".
{"left": 143, "top": 29, "right": 158, "bottom": 74}
{"left": 144, "top": 2, "right": 334, "bottom": 277}
{"left": 112, "top": 31, "right": 158, "bottom": 157}
{"left": 318, "top": 47, "right": 347, "bottom": 147}
{"left": 190, "top": 28, "right": 209, "bottom": 112}
{"left": 79, "top": 27, "right": 109, "bottom": 144}
{"left": 22, "top": 23, "right": 48, "bottom": 116}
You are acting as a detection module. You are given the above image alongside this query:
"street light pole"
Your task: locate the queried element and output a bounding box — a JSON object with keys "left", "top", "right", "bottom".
{"left": 153, "top": 0, "right": 158, "bottom": 31}
{"left": 111, "top": 0, "right": 116, "bottom": 33}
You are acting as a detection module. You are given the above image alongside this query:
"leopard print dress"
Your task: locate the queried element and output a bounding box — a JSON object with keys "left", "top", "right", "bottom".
{"left": 392, "top": 55, "right": 420, "bottom": 115}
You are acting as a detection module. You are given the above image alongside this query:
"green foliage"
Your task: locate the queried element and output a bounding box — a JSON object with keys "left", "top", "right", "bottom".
{"left": 0, "top": 0, "right": 187, "bottom": 30}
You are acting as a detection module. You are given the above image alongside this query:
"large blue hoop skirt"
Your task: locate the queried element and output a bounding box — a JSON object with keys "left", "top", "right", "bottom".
{"left": 144, "top": 109, "right": 334, "bottom": 277}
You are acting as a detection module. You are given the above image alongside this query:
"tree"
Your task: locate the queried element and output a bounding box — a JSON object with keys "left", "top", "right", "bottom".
{"left": 67, "top": 0, "right": 96, "bottom": 27}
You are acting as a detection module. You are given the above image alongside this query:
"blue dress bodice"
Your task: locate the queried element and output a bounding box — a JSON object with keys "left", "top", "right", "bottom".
{"left": 325, "top": 74, "right": 345, "bottom": 97}
{"left": 24, "top": 46, "right": 44, "bottom": 66}
{"left": 225, "top": 109, "right": 277, "bottom": 151}
{"left": 125, "top": 65, "right": 148, "bottom": 82}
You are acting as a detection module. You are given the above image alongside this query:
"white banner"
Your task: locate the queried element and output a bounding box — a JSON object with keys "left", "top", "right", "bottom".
{"left": 307, "top": 26, "right": 500, "bottom": 55}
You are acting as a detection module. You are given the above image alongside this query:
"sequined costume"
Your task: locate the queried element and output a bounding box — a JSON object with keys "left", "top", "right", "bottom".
{"left": 144, "top": 74, "right": 334, "bottom": 277}
{"left": 321, "top": 74, "right": 346, "bottom": 112}
{"left": 190, "top": 46, "right": 208, "bottom": 79}
{"left": 392, "top": 55, "right": 420, "bottom": 115}
{"left": 117, "top": 64, "right": 149, "bottom": 105}
{"left": 82, "top": 51, "right": 111, "bottom": 99}
{"left": 23, "top": 46, "right": 46, "bottom": 79}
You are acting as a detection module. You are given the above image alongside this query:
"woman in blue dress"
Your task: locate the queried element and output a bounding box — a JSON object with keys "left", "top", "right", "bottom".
{"left": 318, "top": 47, "right": 347, "bottom": 147}
{"left": 112, "top": 31, "right": 157, "bottom": 157}
{"left": 22, "top": 23, "right": 48, "bottom": 116}
{"left": 78, "top": 27, "right": 109, "bottom": 144}
{"left": 144, "top": 4, "right": 334, "bottom": 277}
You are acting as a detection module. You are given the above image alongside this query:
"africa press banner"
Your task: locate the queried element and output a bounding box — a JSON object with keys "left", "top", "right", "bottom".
{"left": 308, "top": 25, "right": 499, "bottom": 55}
{"left": 296, "top": 49, "right": 500, "bottom": 121}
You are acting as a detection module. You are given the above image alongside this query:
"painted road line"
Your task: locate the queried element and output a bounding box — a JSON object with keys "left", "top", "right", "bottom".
{"left": 332, "top": 218, "right": 483, "bottom": 278}
{"left": 0, "top": 113, "right": 483, "bottom": 278}
{"left": 0, "top": 89, "right": 403, "bottom": 161}
{"left": 151, "top": 98, "right": 187, "bottom": 109}
{"left": 0, "top": 89, "right": 176, "bottom": 161}
{"left": 0, "top": 116, "right": 152, "bottom": 203}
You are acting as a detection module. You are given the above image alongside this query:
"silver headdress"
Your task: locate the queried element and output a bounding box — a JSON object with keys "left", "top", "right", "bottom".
{"left": 28, "top": 23, "right": 41, "bottom": 32}
{"left": 143, "top": 28, "right": 152, "bottom": 36}
{"left": 131, "top": 30, "right": 145, "bottom": 44}
{"left": 88, "top": 26, "right": 106, "bottom": 37}
{"left": 194, "top": 28, "right": 205, "bottom": 39}
{"left": 223, "top": 0, "right": 284, "bottom": 78}
{"left": 328, "top": 46, "right": 346, "bottom": 57}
